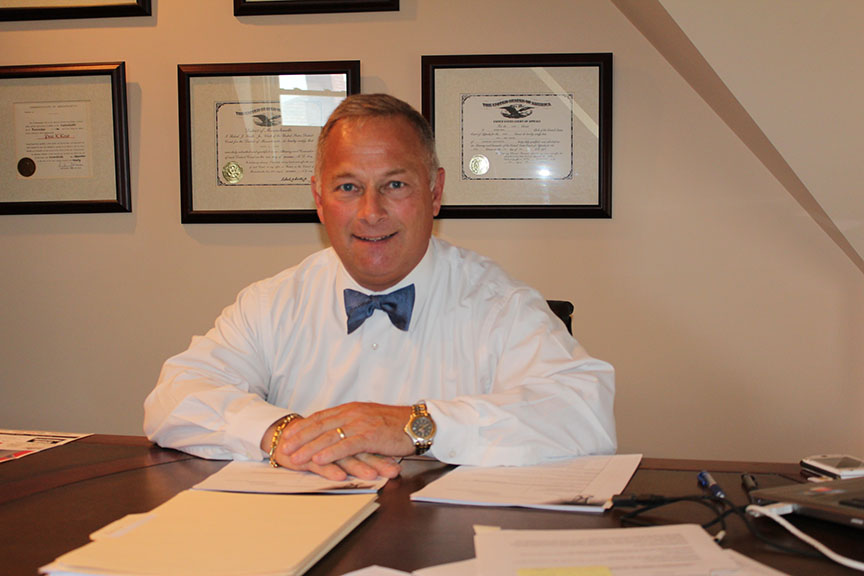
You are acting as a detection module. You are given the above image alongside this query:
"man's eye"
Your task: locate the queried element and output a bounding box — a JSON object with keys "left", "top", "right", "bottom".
{"left": 385, "top": 181, "right": 410, "bottom": 195}
{"left": 337, "top": 183, "right": 357, "bottom": 193}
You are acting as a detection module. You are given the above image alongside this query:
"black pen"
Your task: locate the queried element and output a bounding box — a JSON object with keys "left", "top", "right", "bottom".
{"left": 697, "top": 470, "right": 726, "bottom": 499}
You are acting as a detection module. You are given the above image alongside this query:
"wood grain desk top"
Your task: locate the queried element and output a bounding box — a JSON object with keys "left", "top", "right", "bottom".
{"left": 1, "top": 435, "right": 860, "bottom": 576}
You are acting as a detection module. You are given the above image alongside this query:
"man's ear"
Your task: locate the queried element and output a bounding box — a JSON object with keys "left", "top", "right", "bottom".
{"left": 431, "top": 167, "right": 445, "bottom": 217}
{"left": 311, "top": 177, "right": 325, "bottom": 223}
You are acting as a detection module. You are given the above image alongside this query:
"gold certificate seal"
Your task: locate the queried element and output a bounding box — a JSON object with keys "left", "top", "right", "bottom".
{"left": 222, "top": 161, "right": 243, "bottom": 184}
{"left": 468, "top": 154, "right": 489, "bottom": 176}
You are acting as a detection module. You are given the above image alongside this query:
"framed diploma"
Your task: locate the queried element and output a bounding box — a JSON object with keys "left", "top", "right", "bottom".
{"left": 178, "top": 61, "right": 360, "bottom": 223}
{"left": 234, "top": 0, "right": 398, "bottom": 16}
{"left": 0, "top": 0, "right": 150, "bottom": 21}
{"left": 422, "top": 53, "right": 612, "bottom": 219}
{"left": 0, "top": 62, "right": 131, "bottom": 214}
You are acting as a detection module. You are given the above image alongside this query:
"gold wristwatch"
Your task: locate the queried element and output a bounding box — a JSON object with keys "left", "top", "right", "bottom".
{"left": 404, "top": 402, "right": 436, "bottom": 455}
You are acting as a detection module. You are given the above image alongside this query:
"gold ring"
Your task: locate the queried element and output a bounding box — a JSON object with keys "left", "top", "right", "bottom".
{"left": 336, "top": 427, "right": 346, "bottom": 440}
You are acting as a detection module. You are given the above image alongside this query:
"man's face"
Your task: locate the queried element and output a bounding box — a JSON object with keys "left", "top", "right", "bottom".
{"left": 313, "top": 116, "right": 444, "bottom": 292}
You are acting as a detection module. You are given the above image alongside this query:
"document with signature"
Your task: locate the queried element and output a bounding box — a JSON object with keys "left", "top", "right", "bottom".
{"left": 410, "top": 454, "right": 641, "bottom": 512}
{"left": 193, "top": 460, "right": 388, "bottom": 494}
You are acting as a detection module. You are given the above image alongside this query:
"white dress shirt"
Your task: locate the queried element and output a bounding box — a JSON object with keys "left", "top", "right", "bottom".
{"left": 143, "top": 237, "right": 616, "bottom": 466}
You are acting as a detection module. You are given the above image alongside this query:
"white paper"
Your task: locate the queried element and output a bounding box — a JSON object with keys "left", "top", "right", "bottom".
{"left": 0, "top": 429, "right": 90, "bottom": 462}
{"left": 42, "top": 490, "right": 379, "bottom": 576}
{"left": 193, "top": 460, "right": 388, "bottom": 494}
{"left": 215, "top": 101, "right": 320, "bottom": 187}
{"left": 338, "top": 559, "right": 478, "bottom": 576}
{"left": 718, "top": 550, "right": 790, "bottom": 575}
{"left": 14, "top": 101, "right": 92, "bottom": 179}
{"left": 461, "top": 93, "right": 574, "bottom": 180}
{"left": 339, "top": 566, "right": 413, "bottom": 576}
{"left": 411, "top": 454, "right": 641, "bottom": 512}
{"left": 321, "top": 552, "right": 788, "bottom": 576}
{"left": 475, "top": 524, "right": 738, "bottom": 576}
{"left": 414, "top": 559, "right": 478, "bottom": 576}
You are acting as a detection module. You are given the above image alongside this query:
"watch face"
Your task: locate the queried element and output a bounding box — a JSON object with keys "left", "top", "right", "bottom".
{"left": 411, "top": 416, "right": 435, "bottom": 439}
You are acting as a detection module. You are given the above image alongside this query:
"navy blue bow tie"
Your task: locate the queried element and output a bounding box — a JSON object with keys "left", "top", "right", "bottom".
{"left": 344, "top": 285, "right": 415, "bottom": 334}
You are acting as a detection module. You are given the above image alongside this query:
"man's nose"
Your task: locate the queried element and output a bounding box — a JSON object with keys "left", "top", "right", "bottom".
{"left": 358, "top": 190, "right": 386, "bottom": 223}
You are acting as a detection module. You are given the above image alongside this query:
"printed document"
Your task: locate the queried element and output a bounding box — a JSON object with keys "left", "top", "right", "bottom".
{"left": 475, "top": 524, "right": 739, "bottom": 576}
{"left": 193, "top": 460, "right": 388, "bottom": 494}
{"left": 0, "top": 429, "right": 90, "bottom": 463}
{"left": 337, "top": 540, "right": 787, "bottom": 576}
{"left": 411, "top": 454, "right": 641, "bottom": 512}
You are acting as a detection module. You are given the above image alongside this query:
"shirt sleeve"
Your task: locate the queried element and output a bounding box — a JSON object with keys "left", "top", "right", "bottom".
{"left": 143, "top": 284, "right": 289, "bottom": 461}
{"left": 424, "top": 289, "right": 617, "bottom": 467}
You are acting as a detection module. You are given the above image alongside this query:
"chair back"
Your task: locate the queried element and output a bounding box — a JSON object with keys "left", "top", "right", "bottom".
{"left": 546, "top": 300, "right": 574, "bottom": 335}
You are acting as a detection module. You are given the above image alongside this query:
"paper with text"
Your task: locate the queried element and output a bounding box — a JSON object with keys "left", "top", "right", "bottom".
{"left": 475, "top": 524, "right": 738, "bottom": 576}
{"left": 0, "top": 429, "right": 90, "bottom": 463}
{"left": 193, "top": 460, "right": 388, "bottom": 493}
{"left": 411, "top": 454, "right": 641, "bottom": 512}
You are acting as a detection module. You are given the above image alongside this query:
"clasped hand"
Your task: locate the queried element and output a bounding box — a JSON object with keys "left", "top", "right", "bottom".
{"left": 268, "top": 402, "right": 415, "bottom": 481}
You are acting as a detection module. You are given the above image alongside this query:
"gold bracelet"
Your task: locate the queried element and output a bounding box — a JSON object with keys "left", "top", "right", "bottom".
{"left": 268, "top": 413, "right": 301, "bottom": 468}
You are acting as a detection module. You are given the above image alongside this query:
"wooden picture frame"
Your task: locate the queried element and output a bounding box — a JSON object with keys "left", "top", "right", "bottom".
{"left": 0, "top": 0, "right": 150, "bottom": 21}
{"left": 422, "top": 53, "right": 613, "bottom": 219}
{"left": 234, "top": 0, "right": 398, "bottom": 16}
{"left": 178, "top": 60, "right": 361, "bottom": 223}
{"left": 0, "top": 62, "right": 131, "bottom": 214}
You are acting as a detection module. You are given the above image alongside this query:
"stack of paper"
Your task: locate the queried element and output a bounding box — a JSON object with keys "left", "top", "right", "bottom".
{"left": 340, "top": 526, "right": 789, "bottom": 576}
{"left": 473, "top": 524, "right": 743, "bottom": 576}
{"left": 411, "top": 454, "right": 642, "bottom": 512}
{"left": 40, "top": 490, "right": 379, "bottom": 576}
{"left": 193, "top": 460, "right": 388, "bottom": 494}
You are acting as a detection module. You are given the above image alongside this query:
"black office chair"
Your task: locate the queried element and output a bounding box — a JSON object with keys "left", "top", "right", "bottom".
{"left": 546, "top": 300, "right": 574, "bottom": 335}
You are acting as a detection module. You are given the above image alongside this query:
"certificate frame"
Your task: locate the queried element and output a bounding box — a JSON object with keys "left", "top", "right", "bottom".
{"left": 0, "top": 0, "right": 150, "bottom": 21}
{"left": 178, "top": 60, "right": 360, "bottom": 223}
{"left": 234, "top": 0, "right": 398, "bottom": 16}
{"left": 421, "top": 53, "right": 612, "bottom": 219}
{"left": 0, "top": 62, "right": 131, "bottom": 215}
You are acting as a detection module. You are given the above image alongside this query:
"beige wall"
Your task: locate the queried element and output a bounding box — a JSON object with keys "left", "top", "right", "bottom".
{"left": 1, "top": 0, "right": 861, "bottom": 462}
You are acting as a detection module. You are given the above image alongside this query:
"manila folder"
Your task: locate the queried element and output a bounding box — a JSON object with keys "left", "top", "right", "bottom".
{"left": 49, "top": 490, "right": 379, "bottom": 576}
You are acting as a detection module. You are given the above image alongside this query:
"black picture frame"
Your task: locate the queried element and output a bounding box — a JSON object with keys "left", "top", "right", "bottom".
{"left": 0, "top": 0, "right": 150, "bottom": 21}
{"left": 234, "top": 0, "right": 398, "bottom": 16}
{"left": 0, "top": 62, "right": 131, "bottom": 215}
{"left": 422, "top": 53, "right": 612, "bottom": 219}
{"left": 178, "top": 60, "right": 361, "bottom": 223}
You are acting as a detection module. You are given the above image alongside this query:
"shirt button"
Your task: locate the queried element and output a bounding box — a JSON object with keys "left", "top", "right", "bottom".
{"left": 371, "top": 343, "right": 379, "bottom": 350}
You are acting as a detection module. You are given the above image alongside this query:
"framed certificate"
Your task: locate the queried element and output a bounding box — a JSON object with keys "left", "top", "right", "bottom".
{"left": 178, "top": 61, "right": 360, "bottom": 223}
{"left": 234, "top": 0, "right": 398, "bottom": 16}
{"left": 422, "top": 53, "right": 612, "bottom": 219}
{"left": 0, "top": 0, "right": 150, "bottom": 21}
{"left": 0, "top": 62, "right": 131, "bottom": 214}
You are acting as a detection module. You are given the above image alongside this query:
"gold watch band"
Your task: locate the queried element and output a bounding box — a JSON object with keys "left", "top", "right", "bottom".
{"left": 406, "top": 403, "right": 435, "bottom": 455}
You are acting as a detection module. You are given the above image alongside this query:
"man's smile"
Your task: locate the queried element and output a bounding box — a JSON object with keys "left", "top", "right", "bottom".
{"left": 354, "top": 232, "right": 397, "bottom": 242}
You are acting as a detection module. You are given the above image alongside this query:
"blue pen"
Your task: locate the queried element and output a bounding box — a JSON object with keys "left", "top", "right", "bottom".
{"left": 698, "top": 470, "right": 726, "bottom": 499}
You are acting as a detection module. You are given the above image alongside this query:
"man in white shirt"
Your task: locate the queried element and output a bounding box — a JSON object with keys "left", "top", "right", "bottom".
{"left": 143, "top": 94, "right": 616, "bottom": 481}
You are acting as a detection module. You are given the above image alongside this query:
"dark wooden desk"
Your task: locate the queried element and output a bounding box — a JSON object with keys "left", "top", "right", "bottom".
{"left": 2, "top": 435, "right": 862, "bottom": 576}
